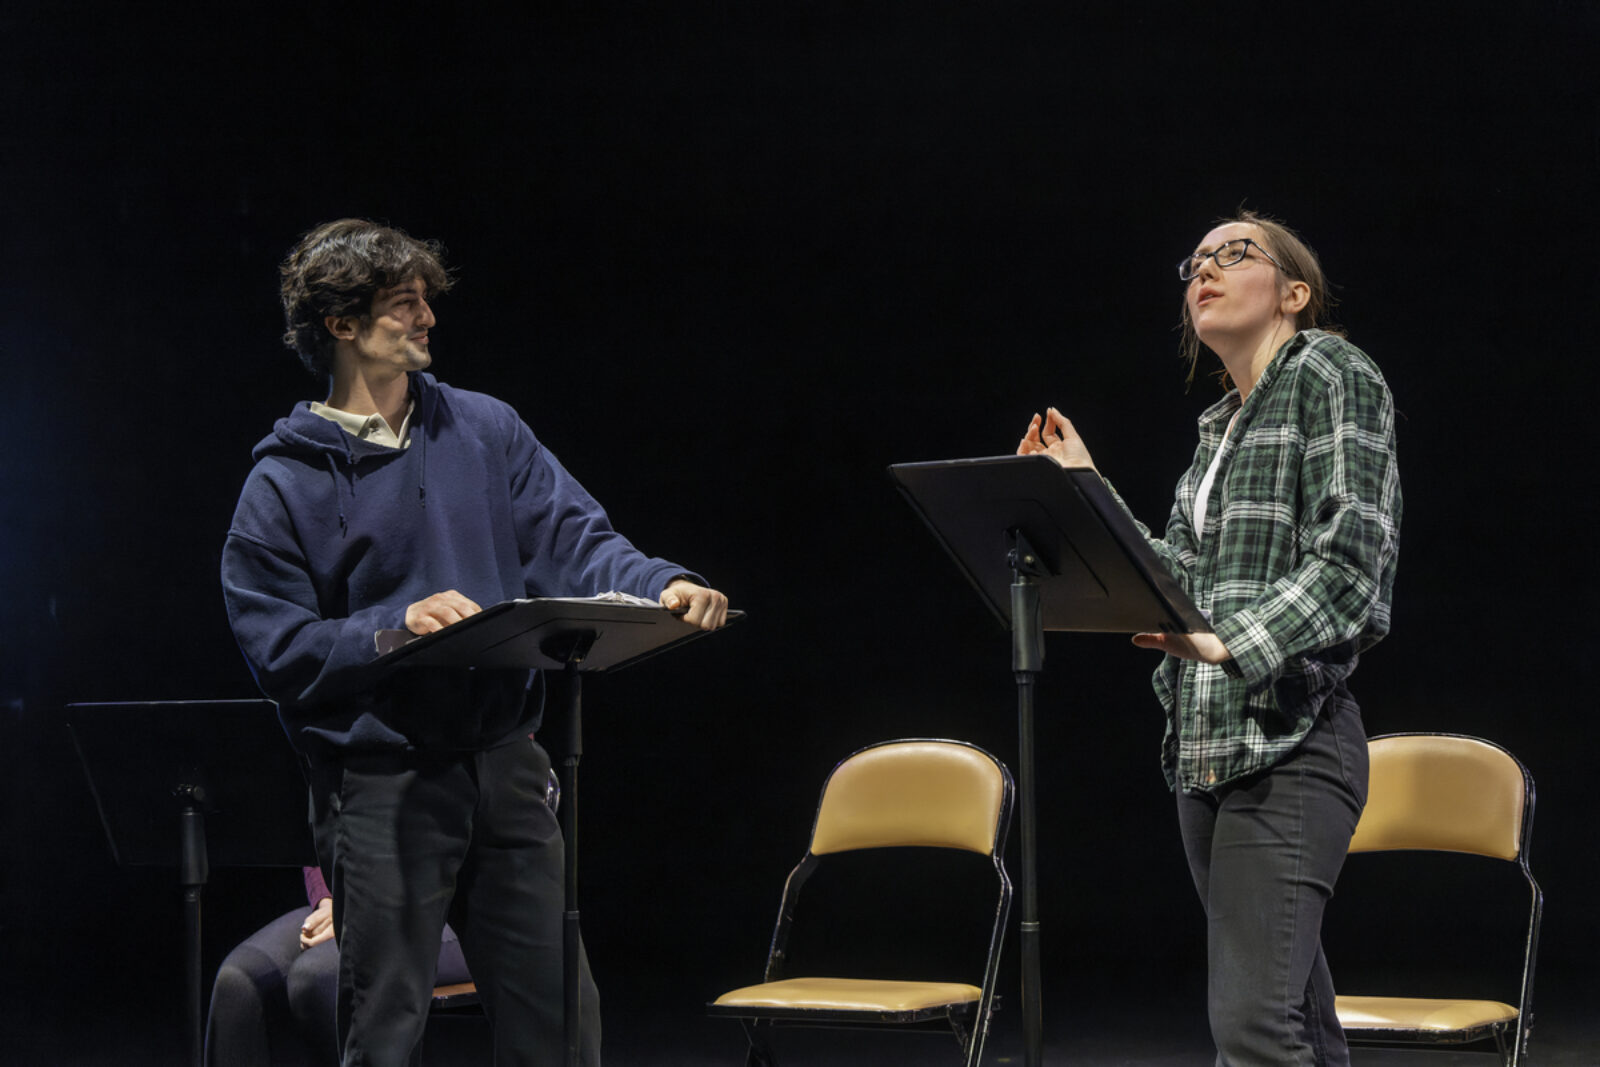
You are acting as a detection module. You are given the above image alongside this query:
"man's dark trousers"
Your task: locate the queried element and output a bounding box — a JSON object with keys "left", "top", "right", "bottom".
{"left": 312, "top": 737, "right": 601, "bottom": 1066}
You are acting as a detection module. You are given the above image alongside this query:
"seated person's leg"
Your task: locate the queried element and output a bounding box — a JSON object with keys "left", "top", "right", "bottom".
{"left": 205, "top": 908, "right": 310, "bottom": 1067}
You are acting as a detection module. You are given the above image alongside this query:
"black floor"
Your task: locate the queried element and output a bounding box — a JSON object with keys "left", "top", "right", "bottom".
{"left": 9, "top": 973, "right": 1596, "bottom": 1065}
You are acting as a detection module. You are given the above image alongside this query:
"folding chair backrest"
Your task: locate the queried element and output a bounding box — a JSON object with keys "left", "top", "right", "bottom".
{"left": 1350, "top": 734, "right": 1527, "bottom": 860}
{"left": 1337, "top": 733, "right": 1542, "bottom": 1066}
{"left": 810, "top": 740, "right": 1007, "bottom": 856}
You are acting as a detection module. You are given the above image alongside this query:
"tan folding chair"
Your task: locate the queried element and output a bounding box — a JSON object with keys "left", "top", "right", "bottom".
{"left": 430, "top": 981, "right": 480, "bottom": 1011}
{"left": 709, "top": 738, "right": 1014, "bottom": 1067}
{"left": 1335, "top": 732, "right": 1542, "bottom": 1066}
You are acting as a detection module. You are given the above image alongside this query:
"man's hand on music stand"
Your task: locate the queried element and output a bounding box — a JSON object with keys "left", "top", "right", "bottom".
{"left": 660, "top": 579, "right": 729, "bottom": 631}
{"left": 405, "top": 590, "right": 484, "bottom": 634}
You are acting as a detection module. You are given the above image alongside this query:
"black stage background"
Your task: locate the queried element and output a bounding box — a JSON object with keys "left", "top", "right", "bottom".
{"left": 4, "top": 3, "right": 1597, "bottom": 1062}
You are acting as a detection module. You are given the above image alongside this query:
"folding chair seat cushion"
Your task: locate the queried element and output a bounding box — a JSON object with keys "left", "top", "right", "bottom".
{"left": 430, "top": 981, "right": 480, "bottom": 1010}
{"left": 1336, "top": 994, "right": 1518, "bottom": 1038}
{"left": 714, "top": 976, "right": 982, "bottom": 1017}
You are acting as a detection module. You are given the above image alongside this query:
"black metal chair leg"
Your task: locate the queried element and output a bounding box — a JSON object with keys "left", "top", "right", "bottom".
{"left": 740, "top": 1019, "right": 778, "bottom": 1067}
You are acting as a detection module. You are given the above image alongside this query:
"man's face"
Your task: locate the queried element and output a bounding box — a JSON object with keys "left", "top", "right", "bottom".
{"left": 350, "top": 277, "right": 436, "bottom": 373}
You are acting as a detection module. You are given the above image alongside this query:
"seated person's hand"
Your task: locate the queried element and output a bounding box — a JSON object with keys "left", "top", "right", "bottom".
{"left": 300, "top": 897, "right": 335, "bottom": 950}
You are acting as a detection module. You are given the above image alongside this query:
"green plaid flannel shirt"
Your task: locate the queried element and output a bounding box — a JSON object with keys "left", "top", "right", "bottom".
{"left": 1118, "top": 330, "right": 1402, "bottom": 792}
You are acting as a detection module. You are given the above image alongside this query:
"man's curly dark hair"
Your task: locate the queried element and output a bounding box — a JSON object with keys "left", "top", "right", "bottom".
{"left": 279, "top": 219, "right": 454, "bottom": 377}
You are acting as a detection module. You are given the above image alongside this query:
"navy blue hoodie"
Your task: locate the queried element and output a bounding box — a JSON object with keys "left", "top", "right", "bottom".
{"left": 222, "top": 372, "right": 693, "bottom": 759}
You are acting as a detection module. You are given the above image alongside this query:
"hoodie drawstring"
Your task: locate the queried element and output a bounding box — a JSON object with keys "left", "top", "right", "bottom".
{"left": 324, "top": 435, "right": 356, "bottom": 536}
{"left": 323, "top": 453, "right": 347, "bottom": 535}
{"left": 417, "top": 421, "right": 427, "bottom": 508}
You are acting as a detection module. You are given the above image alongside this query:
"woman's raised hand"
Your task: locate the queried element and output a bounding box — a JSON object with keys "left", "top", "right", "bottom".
{"left": 1018, "top": 407, "right": 1097, "bottom": 470}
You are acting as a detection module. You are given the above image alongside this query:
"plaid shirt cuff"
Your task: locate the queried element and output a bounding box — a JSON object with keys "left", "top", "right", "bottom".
{"left": 1213, "top": 608, "right": 1283, "bottom": 692}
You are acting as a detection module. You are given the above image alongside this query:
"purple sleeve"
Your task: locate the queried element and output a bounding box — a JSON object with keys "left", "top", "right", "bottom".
{"left": 304, "top": 866, "right": 331, "bottom": 905}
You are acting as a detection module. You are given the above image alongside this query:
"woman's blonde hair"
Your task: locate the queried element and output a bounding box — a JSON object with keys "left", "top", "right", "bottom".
{"left": 1180, "top": 209, "right": 1342, "bottom": 388}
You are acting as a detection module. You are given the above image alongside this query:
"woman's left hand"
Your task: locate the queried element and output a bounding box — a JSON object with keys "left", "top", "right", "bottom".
{"left": 1132, "top": 630, "right": 1232, "bottom": 664}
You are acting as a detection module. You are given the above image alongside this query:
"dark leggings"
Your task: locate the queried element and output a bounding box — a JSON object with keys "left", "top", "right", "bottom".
{"left": 204, "top": 909, "right": 469, "bottom": 1067}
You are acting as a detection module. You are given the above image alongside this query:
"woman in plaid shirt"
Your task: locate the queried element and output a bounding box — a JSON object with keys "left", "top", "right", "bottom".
{"left": 1020, "top": 211, "right": 1401, "bottom": 1066}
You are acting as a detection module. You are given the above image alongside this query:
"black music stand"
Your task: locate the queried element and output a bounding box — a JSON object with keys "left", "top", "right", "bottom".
{"left": 376, "top": 597, "right": 739, "bottom": 1067}
{"left": 65, "top": 699, "right": 315, "bottom": 1067}
{"left": 890, "top": 454, "right": 1208, "bottom": 1067}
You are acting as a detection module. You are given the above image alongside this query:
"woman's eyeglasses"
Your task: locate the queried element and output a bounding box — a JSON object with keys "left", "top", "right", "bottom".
{"left": 1177, "top": 237, "right": 1284, "bottom": 281}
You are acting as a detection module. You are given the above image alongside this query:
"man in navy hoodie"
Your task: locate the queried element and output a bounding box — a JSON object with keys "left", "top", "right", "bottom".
{"left": 222, "top": 218, "right": 728, "bottom": 1065}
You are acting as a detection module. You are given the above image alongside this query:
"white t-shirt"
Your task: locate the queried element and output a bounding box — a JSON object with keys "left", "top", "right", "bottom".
{"left": 1191, "top": 409, "right": 1241, "bottom": 543}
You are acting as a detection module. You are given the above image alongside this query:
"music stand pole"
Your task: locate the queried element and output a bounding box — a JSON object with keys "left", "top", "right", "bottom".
{"left": 177, "top": 784, "right": 208, "bottom": 1067}
{"left": 1009, "top": 532, "right": 1046, "bottom": 1067}
{"left": 559, "top": 655, "right": 586, "bottom": 1067}
{"left": 891, "top": 455, "right": 1215, "bottom": 1066}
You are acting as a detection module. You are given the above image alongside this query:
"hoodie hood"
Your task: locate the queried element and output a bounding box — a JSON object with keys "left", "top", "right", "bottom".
{"left": 253, "top": 372, "right": 436, "bottom": 533}
{"left": 253, "top": 371, "right": 439, "bottom": 465}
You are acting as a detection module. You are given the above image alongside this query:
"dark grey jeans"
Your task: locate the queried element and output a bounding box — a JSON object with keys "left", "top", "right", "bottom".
{"left": 1177, "top": 700, "right": 1368, "bottom": 1067}
{"left": 311, "top": 738, "right": 601, "bottom": 1067}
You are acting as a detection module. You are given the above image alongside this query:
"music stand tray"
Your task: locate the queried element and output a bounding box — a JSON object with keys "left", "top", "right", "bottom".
{"left": 66, "top": 699, "right": 313, "bottom": 870}
{"left": 65, "top": 698, "right": 315, "bottom": 1067}
{"left": 372, "top": 596, "right": 735, "bottom": 671}
{"left": 890, "top": 454, "right": 1208, "bottom": 633}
